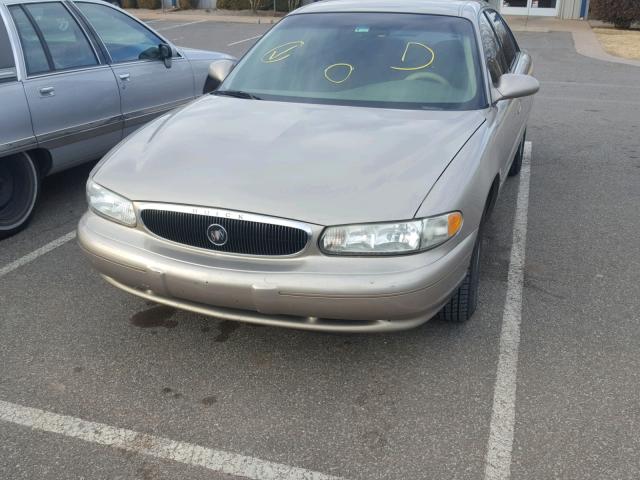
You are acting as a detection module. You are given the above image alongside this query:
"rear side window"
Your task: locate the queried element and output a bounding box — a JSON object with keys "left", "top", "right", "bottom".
{"left": 478, "top": 13, "right": 507, "bottom": 85}
{"left": 23, "top": 3, "right": 98, "bottom": 70}
{"left": 76, "top": 3, "right": 163, "bottom": 63}
{"left": 0, "top": 18, "right": 16, "bottom": 72}
{"left": 10, "top": 3, "right": 98, "bottom": 75}
{"left": 485, "top": 11, "right": 519, "bottom": 69}
{"left": 9, "top": 6, "right": 50, "bottom": 75}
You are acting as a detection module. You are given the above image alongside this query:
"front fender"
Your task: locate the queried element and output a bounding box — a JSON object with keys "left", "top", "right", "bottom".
{"left": 415, "top": 120, "right": 498, "bottom": 241}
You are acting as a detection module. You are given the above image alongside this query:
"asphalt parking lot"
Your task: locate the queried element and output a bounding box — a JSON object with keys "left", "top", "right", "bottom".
{"left": 1, "top": 19, "right": 640, "bottom": 480}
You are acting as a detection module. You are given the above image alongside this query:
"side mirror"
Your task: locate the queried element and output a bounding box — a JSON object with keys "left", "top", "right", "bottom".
{"left": 206, "top": 59, "right": 237, "bottom": 91}
{"left": 158, "top": 43, "right": 172, "bottom": 69}
{"left": 492, "top": 74, "right": 539, "bottom": 103}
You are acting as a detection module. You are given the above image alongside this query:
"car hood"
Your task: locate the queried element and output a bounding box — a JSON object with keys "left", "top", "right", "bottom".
{"left": 94, "top": 97, "right": 485, "bottom": 226}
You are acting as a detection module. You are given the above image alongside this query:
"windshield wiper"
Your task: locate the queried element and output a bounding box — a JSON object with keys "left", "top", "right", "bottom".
{"left": 213, "top": 90, "right": 262, "bottom": 100}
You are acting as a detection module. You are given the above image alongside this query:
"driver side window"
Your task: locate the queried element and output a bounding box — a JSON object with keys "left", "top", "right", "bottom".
{"left": 479, "top": 13, "right": 507, "bottom": 85}
{"left": 76, "top": 3, "right": 163, "bottom": 63}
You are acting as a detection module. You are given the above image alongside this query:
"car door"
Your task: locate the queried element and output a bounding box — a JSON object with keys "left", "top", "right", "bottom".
{"left": 0, "top": 9, "right": 35, "bottom": 158}
{"left": 8, "top": 1, "right": 122, "bottom": 172}
{"left": 74, "top": 2, "right": 196, "bottom": 137}
{"left": 478, "top": 11, "right": 519, "bottom": 180}
{"left": 485, "top": 10, "right": 529, "bottom": 163}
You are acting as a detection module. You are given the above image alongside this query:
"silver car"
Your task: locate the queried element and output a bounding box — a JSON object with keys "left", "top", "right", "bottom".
{"left": 79, "top": 0, "right": 539, "bottom": 332}
{"left": 0, "top": 0, "right": 228, "bottom": 238}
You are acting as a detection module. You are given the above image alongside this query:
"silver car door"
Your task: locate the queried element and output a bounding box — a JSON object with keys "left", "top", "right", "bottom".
{"left": 485, "top": 10, "right": 528, "bottom": 161}
{"left": 75, "top": 3, "right": 196, "bottom": 137}
{"left": 0, "top": 9, "right": 35, "bottom": 158}
{"left": 478, "top": 11, "right": 518, "bottom": 181}
{"left": 9, "top": 2, "right": 122, "bottom": 173}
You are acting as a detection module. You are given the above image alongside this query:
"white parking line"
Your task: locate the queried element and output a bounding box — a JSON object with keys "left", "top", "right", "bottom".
{"left": 0, "top": 399, "right": 343, "bottom": 480}
{"left": 228, "top": 34, "right": 263, "bottom": 47}
{"left": 155, "top": 20, "right": 208, "bottom": 32}
{"left": 483, "top": 141, "right": 532, "bottom": 480}
{"left": 0, "top": 231, "right": 76, "bottom": 279}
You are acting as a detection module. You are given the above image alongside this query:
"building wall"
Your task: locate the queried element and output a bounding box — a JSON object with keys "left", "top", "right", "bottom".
{"left": 488, "top": 0, "right": 584, "bottom": 19}
{"left": 560, "top": 0, "right": 582, "bottom": 19}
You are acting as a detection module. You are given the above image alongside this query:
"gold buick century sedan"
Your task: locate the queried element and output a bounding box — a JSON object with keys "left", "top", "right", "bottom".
{"left": 78, "top": 0, "right": 539, "bottom": 332}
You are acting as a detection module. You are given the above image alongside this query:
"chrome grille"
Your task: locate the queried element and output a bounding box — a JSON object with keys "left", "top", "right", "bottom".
{"left": 140, "top": 208, "right": 309, "bottom": 256}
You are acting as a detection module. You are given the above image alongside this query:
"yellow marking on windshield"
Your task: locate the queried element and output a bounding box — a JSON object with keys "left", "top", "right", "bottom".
{"left": 262, "top": 41, "right": 305, "bottom": 63}
{"left": 390, "top": 42, "right": 435, "bottom": 71}
{"left": 324, "top": 63, "right": 354, "bottom": 84}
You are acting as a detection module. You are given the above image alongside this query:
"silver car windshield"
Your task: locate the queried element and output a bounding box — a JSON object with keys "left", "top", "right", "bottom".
{"left": 221, "top": 13, "right": 486, "bottom": 111}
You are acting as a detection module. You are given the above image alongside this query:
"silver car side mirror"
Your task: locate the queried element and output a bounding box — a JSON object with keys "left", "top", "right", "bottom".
{"left": 158, "top": 43, "right": 172, "bottom": 69}
{"left": 492, "top": 73, "right": 540, "bottom": 103}
{"left": 208, "top": 59, "right": 237, "bottom": 87}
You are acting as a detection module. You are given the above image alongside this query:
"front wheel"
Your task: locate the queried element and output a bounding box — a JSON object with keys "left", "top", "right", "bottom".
{"left": 439, "top": 229, "right": 482, "bottom": 323}
{"left": 0, "top": 152, "right": 40, "bottom": 240}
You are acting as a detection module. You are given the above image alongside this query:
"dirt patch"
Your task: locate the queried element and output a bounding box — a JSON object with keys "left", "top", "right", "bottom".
{"left": 593, "top": 27, "right": 640, "bottom": 60}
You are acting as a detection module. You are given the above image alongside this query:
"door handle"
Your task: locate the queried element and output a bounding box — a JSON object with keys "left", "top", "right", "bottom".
{"left": 39, "top": 87, "right": 55, "bottom": 97}
{"left": 119, "top": 73, "right": 130, "bottom": 82}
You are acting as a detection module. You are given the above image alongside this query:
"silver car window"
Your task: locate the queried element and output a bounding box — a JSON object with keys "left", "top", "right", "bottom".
{"left": 478, "top": 13, "right": 507, "bottom": 85}
{"left": 485, "top": 10, "right": 519, "bottom": 70}
{"left": 76, "top": 3, "right": 163, "bottom": 63}
{"left": 9, "top": 6, "right": 50, "bottom": 75}
{"left": 0, "top": 18, "right": 16, "bottom": 72}
{"left": 21, "top": 2, "right": 98, "bottom": 71}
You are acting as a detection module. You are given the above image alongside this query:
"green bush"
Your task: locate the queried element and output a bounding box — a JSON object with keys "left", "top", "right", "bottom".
{"left": 591, "top": 0, "right": 640, "bottom": 29}
{"left": 137, "top": 0, "right": 161, "bottom": 8}
{"left": 121, "top": 0, "right": 138, "bottom": 7}
{"left": 260, "top": 0, "right": 300, "bottom": 11}
{"left": 178, "top": 0, "right": 199, "bottom": 8}
{"left": 218, "top": 0, "right": 299, "bottom": 11}
{"left": 216, "top": 0, "right": 251, "bottom": 9}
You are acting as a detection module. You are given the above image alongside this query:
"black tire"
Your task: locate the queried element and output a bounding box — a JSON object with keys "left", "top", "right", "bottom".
{"left": 439, "top": 227, "right": 482, "bottom": 323}
{"left": 0, "top": 152, "right": 40, "bottom": 240}
{"left": 508, "top": 131, "right": 526, "bottom": 177}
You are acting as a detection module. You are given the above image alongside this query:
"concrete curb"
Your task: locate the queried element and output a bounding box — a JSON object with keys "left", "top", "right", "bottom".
{"left": 572, "top": 30, "right": 640, "bottom": 67}
{"left": 128, "top": 8, "right": 281, "bottom": 25}
{"left": 505, "top": 16, "right": 640, "bottom": 68}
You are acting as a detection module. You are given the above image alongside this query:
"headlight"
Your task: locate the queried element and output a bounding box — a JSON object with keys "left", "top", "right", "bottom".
{"left": 320, "top": 212, "right": 462, "bottom": 255}
{"left": 86, "top": 180, "right": 136, "bottom": 227}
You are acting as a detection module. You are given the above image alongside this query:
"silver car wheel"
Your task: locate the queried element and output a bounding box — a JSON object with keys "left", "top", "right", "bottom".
{"left": 0, "top": 152, "right": 40, "bottom": 239}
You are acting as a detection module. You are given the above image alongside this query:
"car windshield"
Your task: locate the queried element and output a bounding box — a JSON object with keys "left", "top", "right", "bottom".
{"left": 221, "top": 13, "right": 485, "bottom": 111}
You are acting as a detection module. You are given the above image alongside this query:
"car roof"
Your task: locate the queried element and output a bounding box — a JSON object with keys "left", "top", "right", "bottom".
{"left": 293, "top": 0, "right": 488, "bottom": 18}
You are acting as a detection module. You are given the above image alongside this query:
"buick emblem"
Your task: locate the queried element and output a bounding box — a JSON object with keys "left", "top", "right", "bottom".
{"left": 207, "top": 224, "right": 228, "bottom": 247}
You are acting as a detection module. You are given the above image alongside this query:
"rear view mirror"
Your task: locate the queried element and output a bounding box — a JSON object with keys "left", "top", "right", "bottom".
{"left": 205, "top": 59, "right": 237, "bottom": 93}
{"left": 158, "top": 43, "right": 172, "bottom": 69}
{"left": 493, "top": 74, "right": 539, "bottom": 103}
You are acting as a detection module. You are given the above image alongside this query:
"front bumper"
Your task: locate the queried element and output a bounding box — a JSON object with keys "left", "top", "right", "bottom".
{"left": 78, "top": 211, "right": 476, "bottom": 333}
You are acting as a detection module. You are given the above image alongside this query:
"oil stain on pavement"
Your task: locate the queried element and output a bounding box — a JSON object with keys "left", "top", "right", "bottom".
{"left": 213, "top": 320, "right": 240, "bottom": 342}
{"left": 130, "top": 305, "right": 178, "bottom": 329}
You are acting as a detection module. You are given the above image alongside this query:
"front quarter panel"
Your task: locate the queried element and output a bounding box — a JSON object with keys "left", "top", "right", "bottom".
{"left": 415, "top": 120, "right": 496, "bottom": 243}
